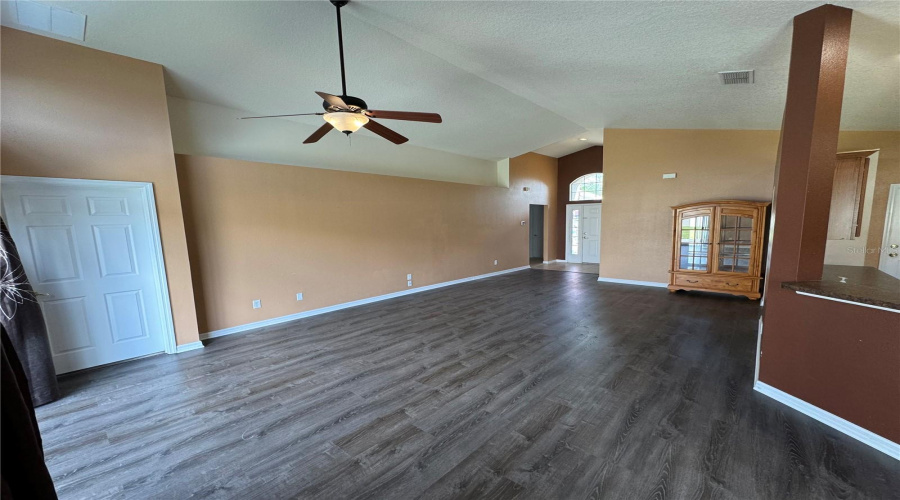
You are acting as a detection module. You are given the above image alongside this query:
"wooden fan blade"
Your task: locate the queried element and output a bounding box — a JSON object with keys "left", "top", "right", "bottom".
{"left": 240, "top": 113, "right": 323, "bottom": 120}
{"left": 316, "top": 91, "right": 349, "bottom": 109}
{"left": 366, "top": 110, "right": 442, "bottom": 123}
{"left": 303, "top": 123, "right": 333, "bottom": 144}
{"left": 363, "top": 119, "right": 408, "bottom": 144}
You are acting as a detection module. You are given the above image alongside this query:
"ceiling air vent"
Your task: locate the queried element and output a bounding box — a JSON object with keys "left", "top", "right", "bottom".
{"left": 0, "top": 0, "right": 86, "bottom": 41}
{"left": 718, "top": 70, "right": 755, "bottom": 85}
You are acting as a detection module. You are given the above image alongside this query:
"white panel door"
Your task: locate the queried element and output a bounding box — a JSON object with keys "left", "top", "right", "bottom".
{"left": 2, "top": 178, "right": 170, "bottom": 373}
{"left": 582, "top": 205, "right": 602, "bottom": 264}
{"left": 880, "top": 184, "right": 900, "bottom": 279}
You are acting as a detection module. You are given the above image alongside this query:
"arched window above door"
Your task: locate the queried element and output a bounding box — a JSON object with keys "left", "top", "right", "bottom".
{"left": 570, "top": 173, "right": 603, "bottom": 201}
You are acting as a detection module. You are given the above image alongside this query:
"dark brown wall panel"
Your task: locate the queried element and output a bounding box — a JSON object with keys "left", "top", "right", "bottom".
{"left": 556, "top": 146, "right": 603, "bottom": 258}
{"left": 759, "top": 289, "right": 900, "bottom": 442}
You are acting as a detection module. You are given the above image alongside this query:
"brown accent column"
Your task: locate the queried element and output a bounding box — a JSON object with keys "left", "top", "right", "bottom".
{"left": 767, "top": 4, "right": 852, "bottom": 283}
{"left": 759, "top": 5, "right": 900, "bottom": 446}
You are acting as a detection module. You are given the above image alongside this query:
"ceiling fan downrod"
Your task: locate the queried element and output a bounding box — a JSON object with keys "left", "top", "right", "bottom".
{"left": 332, "top": 0, "right": 350, "bottom": 97}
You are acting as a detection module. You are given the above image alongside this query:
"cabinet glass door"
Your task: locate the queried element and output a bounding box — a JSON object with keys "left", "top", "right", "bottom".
{"left": 678, "top": 211, "right": 711, "bottom": 271}
{"left": 718, "top": 213, "right": 754, "bottom": 274}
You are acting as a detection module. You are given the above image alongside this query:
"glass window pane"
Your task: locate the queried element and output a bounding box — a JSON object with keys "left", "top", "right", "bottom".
{"left": 569, "top": 173, "right": 603, "bottom": 201}
{"left": 571, "top": 209, "right": 580, "bottom": 254}
{"left": 678, "top": 214, "right": 710, "bottom": 271}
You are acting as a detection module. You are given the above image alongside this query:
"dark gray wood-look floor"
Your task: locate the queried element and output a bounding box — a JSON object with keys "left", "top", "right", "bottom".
{"left": 36, "top": 270, "right": 898, "bottom": 499}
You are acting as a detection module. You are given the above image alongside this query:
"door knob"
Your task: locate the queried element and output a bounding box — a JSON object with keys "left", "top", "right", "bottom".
{"left": 890, "top": 252, "right": 899, "bottom": 258}
{"left": 891, "top": 244, "right": 899, "bottom": 249}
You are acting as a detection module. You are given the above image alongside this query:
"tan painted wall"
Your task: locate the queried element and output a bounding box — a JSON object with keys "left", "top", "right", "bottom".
{"left": 0, "top": 27, "right": 201, "bottom": 345}
{"left": 176, "top": 153, "right": 557, "bottom": 333}
{"left": 599, "top": 128, "right": 899, "bottom": 284}
{"left": 599, "top": 129, "right": 780, "bottom": 283}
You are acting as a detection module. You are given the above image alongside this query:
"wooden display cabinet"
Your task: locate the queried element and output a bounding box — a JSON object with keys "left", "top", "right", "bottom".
{"left": 668, "top": 200, "right": 770, "bottom": 300}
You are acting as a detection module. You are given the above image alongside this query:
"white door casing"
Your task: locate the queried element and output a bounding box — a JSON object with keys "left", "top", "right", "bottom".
{"left": 1, "top": 176, "right": 177, "bottom": 373}
{"left": 879, "top": 184, "right": 900, "bottom": 279}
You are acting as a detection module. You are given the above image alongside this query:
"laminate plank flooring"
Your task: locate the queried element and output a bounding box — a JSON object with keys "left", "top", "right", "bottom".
{"left": 530, "top": 261, "right": 599, "bottom": 274}
{"left": 36, "top": 270, "right": 898, "bottom": 499}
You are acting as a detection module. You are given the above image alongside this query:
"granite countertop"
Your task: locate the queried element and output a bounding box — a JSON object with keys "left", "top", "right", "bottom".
{"left": 781, "top": 265, "right": 900, "bottom": 310}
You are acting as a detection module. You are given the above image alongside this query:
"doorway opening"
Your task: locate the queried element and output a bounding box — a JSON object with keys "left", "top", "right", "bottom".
{"left": 529, "top": 204, "right": 545, "bottom": 266}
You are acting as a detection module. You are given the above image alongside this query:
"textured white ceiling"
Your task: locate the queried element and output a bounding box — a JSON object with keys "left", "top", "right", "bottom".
{"left": 2, "top": 0, "right": 898, "bottom": 169}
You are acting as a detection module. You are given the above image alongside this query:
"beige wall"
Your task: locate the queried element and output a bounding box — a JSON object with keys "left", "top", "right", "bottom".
{"left": 176, "top": 153, "right": 557, "bottom": 334}
{"left": 599, "top": 128, "right": 900, "bottom": 283}
{"left": 600, "top": 129, "right": 780, "bottom": 283}
{"left": 0, "top": 27, "right": 201, "bottom": 345}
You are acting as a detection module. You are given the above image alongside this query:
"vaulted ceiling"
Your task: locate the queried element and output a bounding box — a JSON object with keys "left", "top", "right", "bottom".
{"left": 3, "top": 1, "right": 898, "bottom": 177}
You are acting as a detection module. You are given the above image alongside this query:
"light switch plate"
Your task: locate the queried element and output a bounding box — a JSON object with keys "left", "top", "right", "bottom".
{"left": 407, "top": 274, "right": 412, "bottom": 280}
{"left": 296, "top": 293, "right": 303, "bottom": 301}
{"left": 252, "top": 299, "right": 261, "bottom": 309}
{"left": 407, "top": 280, "right": 413, "bottom": 287}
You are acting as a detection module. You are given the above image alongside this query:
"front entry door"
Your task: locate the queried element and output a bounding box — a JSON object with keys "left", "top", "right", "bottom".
{"left": 2, "top": 177, "right": 173, "bottom": 374}
{"left": 582, "top": 205, "right": 601, "bottom": 264}
{"left": 567, "top": 204, "right": 601, "bottom": 264}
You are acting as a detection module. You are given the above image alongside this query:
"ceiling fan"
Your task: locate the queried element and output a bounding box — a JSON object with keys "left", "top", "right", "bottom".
{"left": 240, "top": 0, "right": 442, "bottom": 145}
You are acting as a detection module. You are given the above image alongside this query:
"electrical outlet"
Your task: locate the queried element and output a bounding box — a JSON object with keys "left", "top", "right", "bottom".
{"left": 252, "top": 299, "right": 261, "bottom": 309}
{"left": 662, "top": 173, "right": 677, "bottom": 179}
{"left": 407, "top": 280, "right": 413, "bottom": 287}
{"left": 493, "top": 260, "right": 498, "bottom": 266}
{"left": 296, "top": 293, "right": 303, "bottom": 301}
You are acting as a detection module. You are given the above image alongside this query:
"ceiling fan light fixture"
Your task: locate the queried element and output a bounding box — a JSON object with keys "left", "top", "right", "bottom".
{"left": 324, "top": 111, "right": 369, "bottom": 133}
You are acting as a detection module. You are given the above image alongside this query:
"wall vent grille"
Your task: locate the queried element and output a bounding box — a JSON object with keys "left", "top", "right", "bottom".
{"left": 718, "top": 70, "right": 755, "bottom": 85}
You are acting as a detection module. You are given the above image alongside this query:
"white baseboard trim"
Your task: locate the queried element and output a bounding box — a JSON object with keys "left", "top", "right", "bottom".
{"left": 200, "top": 266, "right": 532, "bottom": 341}
{"left": 174, "top": 341, "right": 204, "bottom": 353}
{"left": 596, "top": 277, "right": 668, "bottom": 288}
{"left": 754, "top": 381, "right": 900, "bottom": 460}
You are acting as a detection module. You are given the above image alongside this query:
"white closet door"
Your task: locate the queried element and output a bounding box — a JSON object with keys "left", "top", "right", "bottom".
{"left": 2, "top": 178, "right": 170, "bottom": 373}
